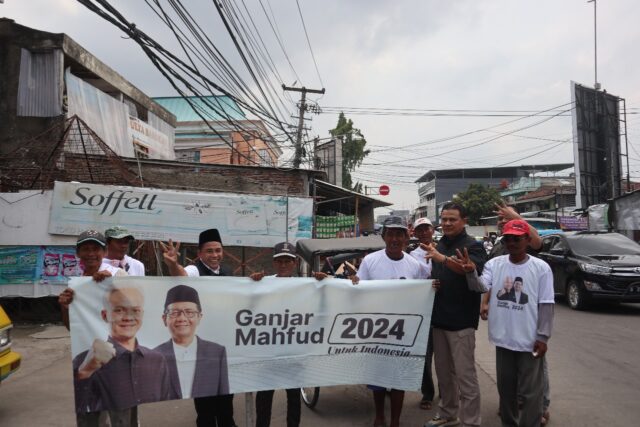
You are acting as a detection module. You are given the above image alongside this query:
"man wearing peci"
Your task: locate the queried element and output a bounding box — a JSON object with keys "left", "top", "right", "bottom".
{"left": 155, "top": 285, "right": 230, "bottom": 401}
{"left": 160, "top": 228, "right": 235, "bottom": 427}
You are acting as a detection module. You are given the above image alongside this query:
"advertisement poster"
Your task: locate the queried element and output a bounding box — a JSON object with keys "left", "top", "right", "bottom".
{"left": 69, "top": 276, "right": 434, "bottom": 413}
{"left": 0, "top": 246, "right": 79, "bottom": 286}
{"left": 49, "top": 181, "right": 313, "bottom": 247}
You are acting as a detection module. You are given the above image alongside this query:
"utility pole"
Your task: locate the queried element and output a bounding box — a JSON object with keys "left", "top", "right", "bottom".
{"left": 587, "top": 0, "right": 600, "bottom": 90}
{"left": 282, "top": 85, "right": 325, "bottom": 168}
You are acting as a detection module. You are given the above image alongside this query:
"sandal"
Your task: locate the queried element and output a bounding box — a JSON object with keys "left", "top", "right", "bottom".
{"left": 541, "top": 410, "right": 550, "bottom": 426}
{"left": 419, "top": 399, "right": 432, "bottom": 410}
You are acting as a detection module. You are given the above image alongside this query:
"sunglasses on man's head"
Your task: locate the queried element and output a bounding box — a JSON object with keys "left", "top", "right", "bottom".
{"left": 503, "top": 235, "right": 525, "bottom": 242}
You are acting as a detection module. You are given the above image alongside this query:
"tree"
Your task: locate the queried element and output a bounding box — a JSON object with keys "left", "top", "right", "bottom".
{"left": 453, "top": 183, "right": 503, "bottom": 226}
{"left": 329, "top": 112, "right": 370, "bottom": 192}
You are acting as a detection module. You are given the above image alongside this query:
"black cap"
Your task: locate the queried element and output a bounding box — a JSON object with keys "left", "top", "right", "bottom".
{"left": 164, "top": 285, "right": 201, "bottom": 310}
{"left": 382, "top": 216, "right": 408, "bottom": 230}
{"left": 77, "top": 230, "right": 106, "bottom": 248}
{"left": 514, "top": 277, "right": 523, "bottom": 284}
{"left": 199, "top": 228, "right": 222, "bottom": 246}
{"left": 273, "top": 241, "right": 297, "bottom": 258}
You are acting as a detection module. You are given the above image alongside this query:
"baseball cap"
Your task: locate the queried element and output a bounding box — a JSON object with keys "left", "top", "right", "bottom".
{"left": 105, "top": 226, "right": 134, "bottom": 240}
{"left": 382, "top": 216, "right": 408, "bottom": 230}
{"left": 502, "top": 219, "right": 530, "bottom": 236}
{"left": 77, "top": 230, "right": 106, "bottom": 248}
{"left": 273, "top": 241, "right": 297, "bottom": 258}
{"left": 413, "top": 217, "right": 433, "bottom": 229}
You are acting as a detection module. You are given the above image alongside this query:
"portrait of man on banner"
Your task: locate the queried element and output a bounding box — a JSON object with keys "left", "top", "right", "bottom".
{"left": 72, "top": 282, "right": 170, "bottom": 413}
{"left": 154, "top": 284, "right": 230, "bottom": 399}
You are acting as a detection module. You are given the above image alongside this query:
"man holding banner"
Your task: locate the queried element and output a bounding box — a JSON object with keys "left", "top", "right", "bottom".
{"left": 160, "top": 228, "right": 235, "bottom": 427}
{"left": 155, "top": 285, "right": 230, "bottom": 400}
{"left": 352, "top": 216, "right": 430, "bottom": 427}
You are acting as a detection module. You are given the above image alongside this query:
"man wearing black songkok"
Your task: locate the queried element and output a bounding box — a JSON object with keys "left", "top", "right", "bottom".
{"left": 160, "top": 230, "right": 235, "bottom": 427}
{"left": 155, "top": 285, "right": 229, "bottom": 401}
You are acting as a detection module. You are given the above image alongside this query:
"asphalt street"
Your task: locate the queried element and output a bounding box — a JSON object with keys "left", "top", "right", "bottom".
{"left": 1, "top": 301, "right": 639, "bottom": 426}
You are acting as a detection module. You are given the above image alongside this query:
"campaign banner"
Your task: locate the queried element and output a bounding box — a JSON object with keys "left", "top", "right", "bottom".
{"left": 48, "top": 181, "right": 313, "bottom": 247}
{"left": 69, "top": 276, "right": 434, "bottom": 414}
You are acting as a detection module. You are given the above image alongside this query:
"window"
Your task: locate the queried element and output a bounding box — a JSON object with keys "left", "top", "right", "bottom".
{"left": 258, "top": 149, "right": 272, "bottom": 166}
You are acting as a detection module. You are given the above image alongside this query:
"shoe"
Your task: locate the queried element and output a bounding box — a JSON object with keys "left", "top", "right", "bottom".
{"left": 424, "top": 415, "right": 460, "bottom": 427}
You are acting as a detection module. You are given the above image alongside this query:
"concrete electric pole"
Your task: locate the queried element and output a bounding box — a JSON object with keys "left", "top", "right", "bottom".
{"left": 282, "top": 84, "right": 325, "bottom": 168}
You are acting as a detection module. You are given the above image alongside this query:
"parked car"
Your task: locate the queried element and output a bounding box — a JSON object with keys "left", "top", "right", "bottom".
{"left": 538, "top": 231, "right": 640, "bottom": 310}
{"left": 0, "top": 305, "right": 21, "bottom": 384}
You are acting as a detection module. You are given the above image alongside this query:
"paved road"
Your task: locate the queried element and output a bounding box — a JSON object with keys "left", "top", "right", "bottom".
{"left": 1, "top": 301, "right": 639, "bottom": 426}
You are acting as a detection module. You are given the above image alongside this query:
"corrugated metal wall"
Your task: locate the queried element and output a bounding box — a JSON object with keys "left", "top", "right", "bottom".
{"left": 17, "top": 48, "right": 63, "bottom": 117}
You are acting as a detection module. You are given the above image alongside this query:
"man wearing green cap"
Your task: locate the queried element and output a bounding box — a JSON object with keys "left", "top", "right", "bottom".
{"left": 104, "top": 226, "right": 145, "bottom": 276}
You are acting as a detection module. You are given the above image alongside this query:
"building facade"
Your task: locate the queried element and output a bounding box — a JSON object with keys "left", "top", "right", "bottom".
{"left": 414, "top": 164, "right": 573, "bottom": 223}
{"left": 153, "top": 96, "right": 282, "bottom": 166}
{"left": 0, "top": 19, "right": 176, "bottom": 159}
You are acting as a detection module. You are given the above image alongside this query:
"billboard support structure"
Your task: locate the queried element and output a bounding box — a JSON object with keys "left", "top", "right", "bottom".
{"left": 571, "top": 82, "right": 627, "bottom": 209}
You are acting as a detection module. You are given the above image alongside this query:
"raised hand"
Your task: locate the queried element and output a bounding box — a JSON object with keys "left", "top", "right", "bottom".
{"left": 421, "top": 242, "right": 446, "bottom": 264}
{"left": 494, "top": 200, "right": 520, "bottom": 221}
{"left": 451, "top": 248, "right": 476, "bottom": 273}
{"left": 159, "top": 239, "right": 180, "bottom": 266}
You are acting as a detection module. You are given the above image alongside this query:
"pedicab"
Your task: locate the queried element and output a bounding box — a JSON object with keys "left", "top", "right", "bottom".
{"left": 294, "top": 235, "right": 386, "bottom": 408}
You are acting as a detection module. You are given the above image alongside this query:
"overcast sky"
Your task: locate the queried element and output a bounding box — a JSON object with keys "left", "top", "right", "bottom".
{"left": 3, "top": 0, "right": 639, "bottom": 212}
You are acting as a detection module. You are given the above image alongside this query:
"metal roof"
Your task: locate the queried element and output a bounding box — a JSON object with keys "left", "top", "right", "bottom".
{"left": 415, "top": 163, "right": 574, "bottom": 183}
{"left": 153, "top": 96, "right": 246, "bottom": 122}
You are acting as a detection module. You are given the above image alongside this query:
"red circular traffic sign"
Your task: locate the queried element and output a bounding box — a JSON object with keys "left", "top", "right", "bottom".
{"left": 379, "top": 185, "right": 390, "bottom": 196}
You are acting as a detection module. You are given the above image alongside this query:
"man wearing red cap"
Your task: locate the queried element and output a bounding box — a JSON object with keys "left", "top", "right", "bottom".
{"left": 454, "top": 219, "right": 555, "bottom": 427}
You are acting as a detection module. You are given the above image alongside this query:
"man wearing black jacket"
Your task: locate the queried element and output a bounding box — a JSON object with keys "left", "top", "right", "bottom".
{"left": 161, "top": 228, "right": 235, "bottom": 427}
{"left": 424, "top": 203, "right": 487, "bottom": 427}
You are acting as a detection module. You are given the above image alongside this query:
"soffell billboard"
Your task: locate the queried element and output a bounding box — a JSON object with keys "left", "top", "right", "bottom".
{"left": 571, "top": 82, "right": 623, "bottom": 208}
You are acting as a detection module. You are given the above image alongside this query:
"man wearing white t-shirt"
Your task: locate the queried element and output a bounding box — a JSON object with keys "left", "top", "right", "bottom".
{"left": 353, "top": 216, "right": 429, "bottom": 427}
{"left": 103, "top": 226, "right": 146, "bottom": 276}
{"left": 456, "top": 219, "right": 554, "bottom": 427}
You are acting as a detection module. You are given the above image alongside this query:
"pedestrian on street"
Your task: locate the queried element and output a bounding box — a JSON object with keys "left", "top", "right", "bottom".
{"left": 103, "top": 226, "right": 145, "bottom": 276}
{"left": 408, "top": 217, "right": 436, "bottom": 411}
{"left": 483, "top": 203, "right": 551, "bottom": 425}
{"left": 352, "top": 216, "right": 430, "bottom": 427}
{"left": 456, "top": 219, "right": 555, "bottom": 427}
{"left": 423, "top": 202, "right": 487, "bottom": 427}
{"left": 160, "top": 228, "right": 236, "bottom": 427}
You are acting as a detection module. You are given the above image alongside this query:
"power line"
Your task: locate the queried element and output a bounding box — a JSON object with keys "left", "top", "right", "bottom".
{"left": 295, "top": 0, "right": 324, "bottom": 88}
